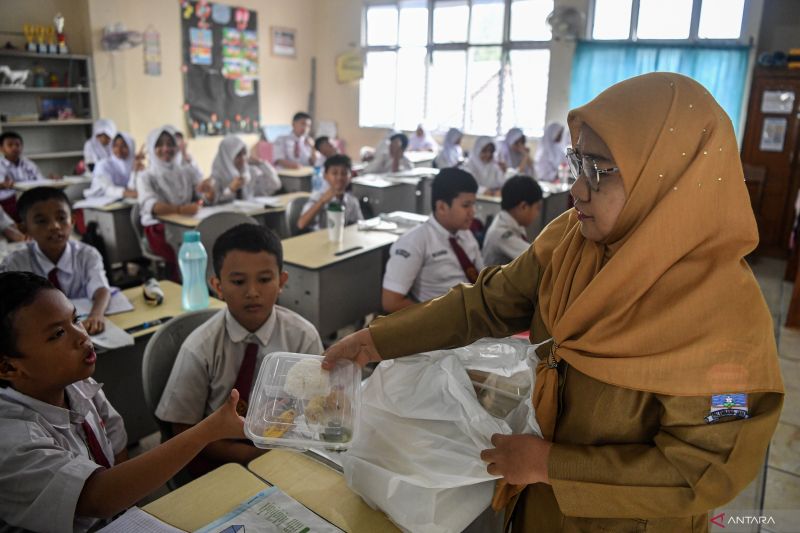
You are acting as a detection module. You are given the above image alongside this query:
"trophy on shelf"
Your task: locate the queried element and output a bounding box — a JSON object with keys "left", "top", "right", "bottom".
{"left": 46, "top": 27, "right": 57, "bottom": 54}
{"left": 35, "top": 25, "right": 47, "bottom": 53}
{"left": 23, "top": 24, "right": 36, "bottom": 52}
{"left": 54, "top": 13, "right": 68, "bottom": 54}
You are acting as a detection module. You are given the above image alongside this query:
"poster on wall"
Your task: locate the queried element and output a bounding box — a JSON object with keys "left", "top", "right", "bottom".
{"left": 180, "top": 0, "right": 259, "bottom": 137}
{"left": 759, "top": 117, "right": 787, "bottom": 153}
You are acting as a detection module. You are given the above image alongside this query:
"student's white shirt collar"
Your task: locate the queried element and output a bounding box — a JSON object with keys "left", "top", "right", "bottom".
{"left": 31, "top": 239, "right": 71, "bottom": 273}
{"left": 224, "top": 307, "right": 277, "bottom": 347}
{"left": 498, "top": 209, "right": 527, "bottom": 234}
{"left": 2, "top": 156, "right": 21, "bottom": 168}
{"left": 0, "top": 380, "right": 103, "bottom": 428}
{"left": 428, "top": 214, "right": 462, "bottom": 240}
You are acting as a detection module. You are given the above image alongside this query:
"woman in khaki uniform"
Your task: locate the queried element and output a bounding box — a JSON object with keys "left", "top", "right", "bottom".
{"left": 323, "top": 73, "right": 784, "bottom": 532}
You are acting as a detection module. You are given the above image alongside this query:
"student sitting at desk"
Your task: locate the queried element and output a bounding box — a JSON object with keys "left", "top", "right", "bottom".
{"left": 207, "top": 135, "right": 281, "bottom": 204}
{"left": 0, "top": 187, "right": 111, "bottom": 334}
{"left": 408, "top": 123, "right": 438, "bottom": 152}
{"left": 534, "top": 122, "right": 568, "bottom": 183}
{"left": 0, "top": 131, "right": 48, "bottom": 221}
{"left": 382, "top": 168, "right": 483, "bottom": 313}
{"left": 297, "top": 154, "right": 363, "bottom": 232}
{"left": 0, "top": 271, "right": 247, "bottom": 533}
{"left": 156, "top": 224, "right": 322, "bottom": 475}
{"left": 82, "top": 119, "right": 117, "bottom": 172}
{"left": 482, "top": 176, "right": 542, "bottom": 266}
{"left": 137, "top": 126, "right": 210, "bottom": 280}
{"left": 497, "top": 127, "right": 534, "bottom": 177}
{"left": 314, "top": 135, "right": 339, "bottom": 170}
{"left": 273, "top": 112, "right": 317, "bottom": 169}
{"left": 463, "top": 136, "right": 506, "bottom": 196}
{"left": 363, "top": 133, "right": 412, "bottom": 174}
{"left": 174, "top": 130, "right": 203, "bottom": 176}
{"left": 434, "top": 127, "right": 463, "bottom": 169}
{"left": 85, "top": 132, "right": 142, "bottom": 200}
{"left": 0, "top": 206, "right": 24, "bottom": 242}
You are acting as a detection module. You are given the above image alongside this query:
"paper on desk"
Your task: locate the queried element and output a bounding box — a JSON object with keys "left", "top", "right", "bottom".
{"left": 98, "top": 507, "right": 183, "bottom": 532}
{"left": 90, "top": 319, "right": 134, "bottom": 349}
{"left": 195, "top": 487, "right": 343, "bottom": 533}
{"left": 73, "top": 195, "right": 121, "bottom": 209}
{"left": 72, "top": 290, "right": 134, "bottom": 317}
{"left": 249, "top": 196, "right": 283, "bottom": 207}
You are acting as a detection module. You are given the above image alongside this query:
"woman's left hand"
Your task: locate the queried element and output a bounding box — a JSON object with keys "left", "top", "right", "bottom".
{"left": 480, "top": 434, "right": 552, "bottom": 485}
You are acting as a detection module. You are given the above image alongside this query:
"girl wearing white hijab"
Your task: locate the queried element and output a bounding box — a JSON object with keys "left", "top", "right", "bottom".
{"left": 408, "top": 123, "right": 438, "bottom": 152}
{"left": 534, "top": 122, "right": 568, "bottom": 183}
{"left": 83, "top": 119, "right": 117, "bottom": 170}
{"left": 136, "top": 126, "right": 205, "bottom": 279}
{"left": 85, "top": 133, "right": 142, "bottom": 199}
{"left": 209, "top": 134, "right": 281, "bottom": 203}
{"left": 496, "top": 127, "right": 534, "bottom": 176}
{"left": 463, "top": 136, "right": 506, "bottom": 195}
{"left": 434, "top": 127, "right": 464, "bottom": 168}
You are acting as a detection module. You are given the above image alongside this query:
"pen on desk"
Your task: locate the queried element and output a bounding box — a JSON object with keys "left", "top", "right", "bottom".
{"left": 125, "top": 316, "right": 173, "bottom": 334}
{"left": 333, "top": 246, "right": 363, "bottom": 256}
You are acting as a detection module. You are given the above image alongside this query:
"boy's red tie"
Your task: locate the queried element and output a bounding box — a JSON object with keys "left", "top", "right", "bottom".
{"left": 233, "top": 342, "right": 259, "bottom": 416}
{"left": 47, "top": 268, "right": 61, "bottom": 291}
{"left": 81, "top": 421, "right": 111, "bottom": 468}
{"left": 448, "top": 237, "right": 479, "bottom": 283}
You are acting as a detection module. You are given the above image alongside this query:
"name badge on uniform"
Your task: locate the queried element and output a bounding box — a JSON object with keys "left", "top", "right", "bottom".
{"left": 705, "top": 393, "right": 748, "bottom": 424}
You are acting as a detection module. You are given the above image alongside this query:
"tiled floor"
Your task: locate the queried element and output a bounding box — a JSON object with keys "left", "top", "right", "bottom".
{"left": 750, "top": 258, "right": 800, "bottom": 532}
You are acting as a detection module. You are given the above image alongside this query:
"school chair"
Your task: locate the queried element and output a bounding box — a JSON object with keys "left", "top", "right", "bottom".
{"left": 130, "top": 203, "right": 166, "bottom": 278}
{"left": 196, "top": 211, "right": 259, "bottom": 286}
{"left": 285, "top": 196, "right": 309, "bottom": 237}
{"left": 141, "top": 308, "right": 219, "bottom": 489}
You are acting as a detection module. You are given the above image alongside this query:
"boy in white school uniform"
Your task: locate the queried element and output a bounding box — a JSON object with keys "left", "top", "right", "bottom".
{"left": 0, "top": 187, "right": 111, "bottom": 335}
{"left": 297, "top": 154, "right": 363, "bottom": 232}
{"left": 273, "top": 112, "right": 317, "bottom": 169}
{"left": 363, "top": 132, "right": 413, "bottom": 174}
{"left": 482, "top": 175, "right": 542, "bottom": 266}
{"left": 0, "top": 131, "right": 47, "bottom": 222}
{"left": 156, "top": 224, "right": 323, "bottom": 475}
{"left": 382, "top": 168, "right": 483, "bottom": 313}
{"left": 0, "top": 271, "right": 246, "bottom": 533}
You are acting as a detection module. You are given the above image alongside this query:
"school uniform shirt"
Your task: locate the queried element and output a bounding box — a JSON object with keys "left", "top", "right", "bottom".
{"left": 83, "top": 119, "right": 117, "bottom": 167}
{"left": 362, "top": 152, "right": 413, "bottom": 175}
{"left": 383, "top": 216, "right": 484, "bottom": 303}
{"left": 482, "top": 210, "right": 530, "bottom": 266}
{"left": 434, "top": 128, "right": 464, "bottom": 169}
{"left": 273, "top": 133, "right": 314, "bottom": 167}
{"left": 244, "top": 161, "right": 282, "bottom": 198}
{"left": 0, "top": 157, "right": 45, "bottom": 202}
{"left": 136, "top": 163, "right": 202, "bottom": 227}
{"left": 0, "top": 379, "right": 127, "bottom": 533}
{"left": 156, "top": 306, "right": 324, "bottom": 425}
{"left": 0, "top": 240, "right": 110, "bottom": 300}
{"left": 85, "top": 132, "right": 136, "bottom": 199}
{"left": 463, "top": 136, "right": 506, "bottom": 193}
{"left": 300, "top": 190, "right": 363, "bottom": 231}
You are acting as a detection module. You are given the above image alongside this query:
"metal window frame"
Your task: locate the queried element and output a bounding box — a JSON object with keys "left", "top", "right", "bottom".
{"left": 361, "top": 0, "right": 554, "bottom": 134}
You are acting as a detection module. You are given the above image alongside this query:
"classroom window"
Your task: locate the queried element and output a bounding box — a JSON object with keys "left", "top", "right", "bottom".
{"left": 361, "top": 0, "right": 553, "bottom": 137}
{"left": 591, "top": 0, "right": 748, "bottom": 41}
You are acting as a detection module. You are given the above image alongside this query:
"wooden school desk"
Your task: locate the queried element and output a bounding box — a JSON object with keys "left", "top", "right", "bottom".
{"left": 156, "top": 192, "right": 309, "bottom": 238}
{"left": 95, "top": 281, "right": 225, "bottom": 445}
{"left": 144, "top": 464, "right": 267, "bottom": 531}
{"left": 248, "top": 450, "right": 400, "bottom": 533}
{"left": 278, "top": 166, "right": 313, "bottom": 192}
{"left": 405, "top": 151, "right": 435, "bottom": 167}
{"left": 279, "top": 223, "right": 398, "bottom": 338}
{"left": 351, "top": 174, "right": 418, "bottom": 215}
{"left": 80, "top": 200, "right": 140, "bottom": 264}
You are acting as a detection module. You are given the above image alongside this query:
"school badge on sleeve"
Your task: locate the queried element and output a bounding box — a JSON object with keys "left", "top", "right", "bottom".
{"left": 705, "top": 393, "right": 749, "bottom": 423}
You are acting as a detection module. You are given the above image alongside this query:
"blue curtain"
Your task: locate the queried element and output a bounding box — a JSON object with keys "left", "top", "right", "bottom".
{"left": 569, "top": 42, "right": 750, "bottom": 134}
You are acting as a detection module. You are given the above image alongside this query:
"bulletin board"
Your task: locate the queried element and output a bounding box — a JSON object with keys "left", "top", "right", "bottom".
{"left": 180, "top": 0, "right": 260, "bottom": 137}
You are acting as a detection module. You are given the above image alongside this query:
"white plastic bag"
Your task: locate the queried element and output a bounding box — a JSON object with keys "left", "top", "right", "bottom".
{"left": 342, "top": 353, "right": 510, "bottom": 533}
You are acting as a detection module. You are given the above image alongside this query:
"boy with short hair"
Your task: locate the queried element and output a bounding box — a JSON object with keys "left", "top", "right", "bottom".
{"left": 0, "top": 271, "right": 245, "bottom": 532}
{"left": 482, "top": 175, "right": 542, "bottom": 265}
{"left": 297, "top": 154, "right": 363, "bottom": 232}
{"left": 314, "top": 135, "right": 338, "bottom": 169}
{"left": 364, "top": 132, "right": 412, "bottom": 174}
{"left": 0, "top": 131, "right": 47, "bottom": 221}
{"left": 156, "top": 224, "right": 323, "bottom": 473}
{"left": 274, "top": 112, "right": 317, "bottom": 169}
{"left": 0, "top": 187, "right": 111, "bottom": 335}
{"left": 382, "top": 168, "right": 483, "bottom": 313}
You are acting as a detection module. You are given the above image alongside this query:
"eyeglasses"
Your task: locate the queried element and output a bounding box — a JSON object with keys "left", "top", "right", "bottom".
{"left": 565, "top": 147, "right": 619, "bottom": 192}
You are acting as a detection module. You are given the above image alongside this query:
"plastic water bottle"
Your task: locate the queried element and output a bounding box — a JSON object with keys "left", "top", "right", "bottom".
{"left": 178, "top": 231, "right": 209, "bottom": 311}
{"left": 312, "top": 165, "right": 324, "bottom": 192}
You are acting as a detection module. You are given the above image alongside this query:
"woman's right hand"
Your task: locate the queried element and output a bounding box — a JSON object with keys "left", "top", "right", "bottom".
{"left": 322, "top": 327, "right": 382, "bottom": 370}
{"left": 201, "top": 389, "right": 246, "bottom": 442}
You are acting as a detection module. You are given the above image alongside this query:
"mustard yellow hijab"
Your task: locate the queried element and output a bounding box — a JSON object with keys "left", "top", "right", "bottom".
{"left": 494, "top": 72, "right": 784, "bottom": 511}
